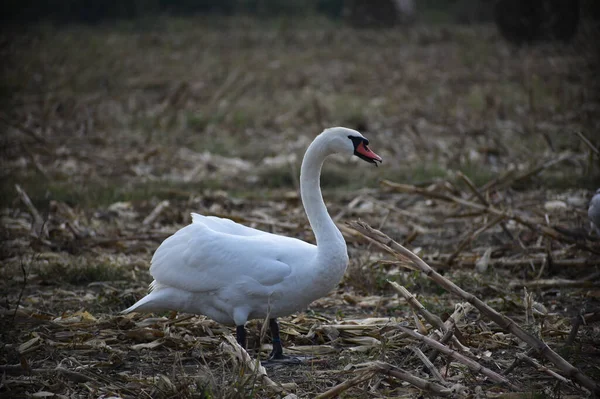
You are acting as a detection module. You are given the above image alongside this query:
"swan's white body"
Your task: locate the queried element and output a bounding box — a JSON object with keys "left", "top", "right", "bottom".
{"left": 123, "top": 127, "right": 381, "bottom": 327}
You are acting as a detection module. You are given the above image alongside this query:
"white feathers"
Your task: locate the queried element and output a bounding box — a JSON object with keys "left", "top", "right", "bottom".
{"left": 149, "top": 220, "right": 304, "bottom": 293}
{"left": 122, "top": 127, "right": 376, "bottom": 326}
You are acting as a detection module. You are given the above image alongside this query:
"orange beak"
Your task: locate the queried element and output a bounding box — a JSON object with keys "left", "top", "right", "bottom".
{"left": 355, "top": 141, "right": 382, "bottom": 164}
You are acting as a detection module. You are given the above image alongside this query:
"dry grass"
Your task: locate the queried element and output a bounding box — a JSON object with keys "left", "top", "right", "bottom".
{"left": 1, "top": 15, "right": 600, "bottom": 398}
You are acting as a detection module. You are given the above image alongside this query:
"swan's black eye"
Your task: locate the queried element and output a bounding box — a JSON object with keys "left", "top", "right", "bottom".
{"left": 348, "top": 135, "right": 368, "bottom": 149}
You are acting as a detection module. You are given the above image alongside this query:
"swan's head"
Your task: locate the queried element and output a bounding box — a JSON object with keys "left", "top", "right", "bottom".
{"left": 321, "top": 127, "right": 383, "bottom": 166}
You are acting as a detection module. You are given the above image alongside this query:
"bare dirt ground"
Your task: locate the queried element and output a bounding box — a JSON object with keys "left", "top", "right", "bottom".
{"left": 1, "top": 16, "right": 600, "bottom": 398}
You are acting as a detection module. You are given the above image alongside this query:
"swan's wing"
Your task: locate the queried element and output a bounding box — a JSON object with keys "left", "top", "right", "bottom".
{"left": 191, "top": 213, "right": 268, "bottom": 237}
{"left": 149, "top": 223, "right": 312, "bottom": 293}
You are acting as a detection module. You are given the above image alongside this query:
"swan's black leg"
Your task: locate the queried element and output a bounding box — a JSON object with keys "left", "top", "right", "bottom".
{"left": 236, "top": 325, "right": 246, "bottom": 349}
{"left": 269, "top": 318, "right": 284, "bottom": 359}
{"left": 261, "top": 318, "right": 302, "bottom": 365}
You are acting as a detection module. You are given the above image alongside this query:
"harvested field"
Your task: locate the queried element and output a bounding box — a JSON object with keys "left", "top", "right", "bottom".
{"left": 1, "top": 15, "right": 600, "bottom": 398}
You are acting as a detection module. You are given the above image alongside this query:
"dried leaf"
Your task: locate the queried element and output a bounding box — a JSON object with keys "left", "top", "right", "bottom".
{"left": 131, "top": 339, "right": 165, "bottom": 350}
{"left": 18, "top": 336, "right": 41, "bottom": 353}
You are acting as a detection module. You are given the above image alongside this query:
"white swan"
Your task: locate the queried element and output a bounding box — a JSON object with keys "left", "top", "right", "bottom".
{"left": 123, "top": 127, "right": 382, "bottom": 360}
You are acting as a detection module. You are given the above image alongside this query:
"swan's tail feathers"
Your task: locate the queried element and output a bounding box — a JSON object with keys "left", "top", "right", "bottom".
{"left": 121, "top": 281, "right": 159, "bottom": 314}
{"left": 121, "top": 285, "right": 190, "bottom": 314}
{"left": 121, "top": 295, "right": 156, "bottom": 314}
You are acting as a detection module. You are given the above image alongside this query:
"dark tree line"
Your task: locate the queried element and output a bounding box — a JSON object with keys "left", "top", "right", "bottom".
{"left": 495, "top": 0, "right": 581, "bottom": 43}
{"left": 1, "top": 0, "right": 345, "bottom": 25}
{"left": 2, "top": 0, "right": 594, "bottom": 44}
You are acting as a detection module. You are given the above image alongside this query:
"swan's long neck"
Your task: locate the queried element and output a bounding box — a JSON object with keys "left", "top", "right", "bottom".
{"left": 300, "top": 135, "right": 348, "bottom": 269}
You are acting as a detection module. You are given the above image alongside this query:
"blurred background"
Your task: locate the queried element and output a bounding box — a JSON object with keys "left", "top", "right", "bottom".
{"left": 1, "top": 0, "right": 599, "bottom": 208}
{"left": 2, "top": 0, "right": 599, "bottom": 207}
